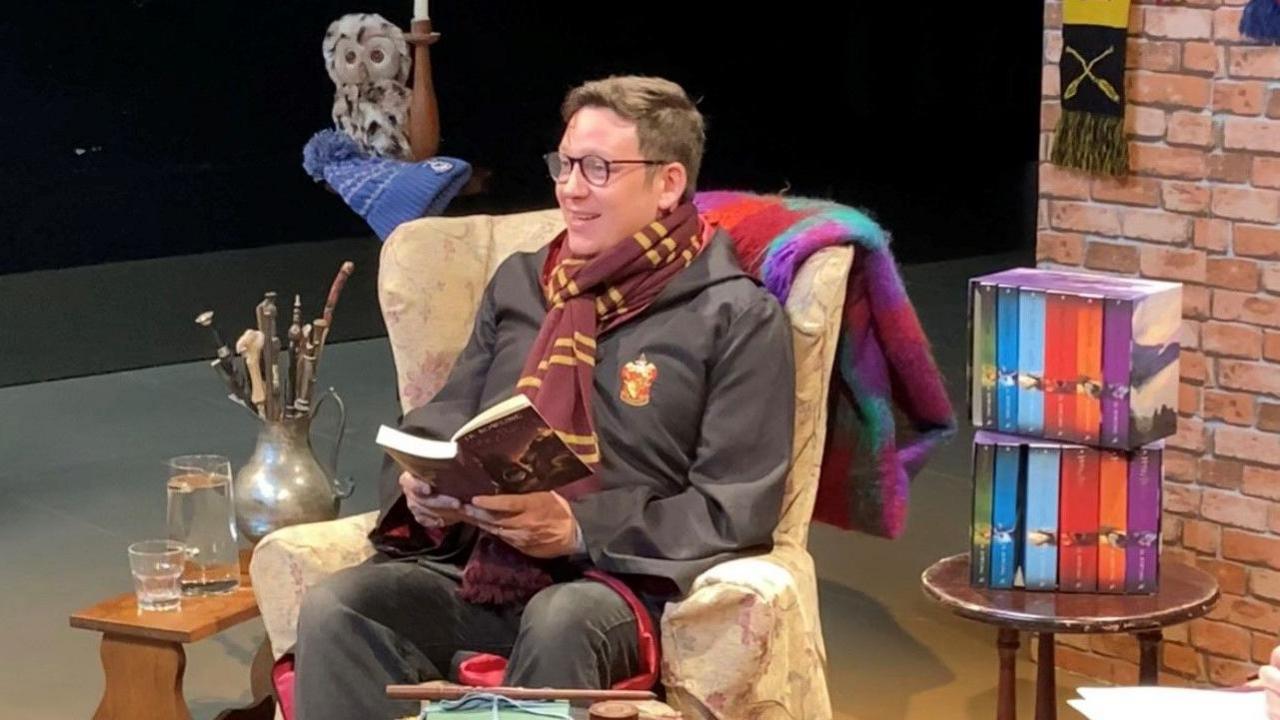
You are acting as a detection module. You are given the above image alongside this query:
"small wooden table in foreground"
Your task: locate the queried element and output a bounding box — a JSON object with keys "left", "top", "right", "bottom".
{"left": 69, "top": 558, "right": 273, "bottom": 720}
{"left": 921, "top": 553, "right": 1219, "bottom": 720}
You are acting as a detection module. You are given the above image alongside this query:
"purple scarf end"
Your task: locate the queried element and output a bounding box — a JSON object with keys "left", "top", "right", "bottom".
{"left": 460, "top": 537, "right": 555, "bottom": 606}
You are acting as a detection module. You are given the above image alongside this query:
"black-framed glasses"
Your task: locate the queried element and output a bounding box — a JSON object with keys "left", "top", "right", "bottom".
{"left": 543, "top": 152, "right": 669, "bottom": 187}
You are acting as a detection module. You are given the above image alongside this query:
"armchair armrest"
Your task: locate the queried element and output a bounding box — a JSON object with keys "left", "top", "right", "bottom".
{"left": 249, "top": 511, "right": 380, "bottom": 659}
{"left": 660, "top": 544, "right": 830, "bottom": 720}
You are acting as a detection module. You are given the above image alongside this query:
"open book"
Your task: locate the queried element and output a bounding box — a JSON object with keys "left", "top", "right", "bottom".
{"left": 376, "top": 394, "right": 593, "bottom": 502}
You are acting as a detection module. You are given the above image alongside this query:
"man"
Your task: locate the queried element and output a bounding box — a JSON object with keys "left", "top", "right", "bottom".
{"left": 293, "top": 75, "right": 795, "bottom": 719}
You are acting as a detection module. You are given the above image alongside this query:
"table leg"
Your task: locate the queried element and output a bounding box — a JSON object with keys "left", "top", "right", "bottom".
{"left": 1137, "top": 630, "right": 1162, "bottom": 686}
{"left": 212, "top": 638, "right": 276, "bottom": 720}
{"left": 1036, "top": 633, "right": 1056, "bottom": 720}
{"left": 94, "top": 633, "right": 191, "bottom": 720}
{"left": 998, "top": 628, "right": 1020, "bottom": 720}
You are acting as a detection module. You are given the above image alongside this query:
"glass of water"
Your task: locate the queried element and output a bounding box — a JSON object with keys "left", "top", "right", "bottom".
{"left": 128, "top": 540, "right": 185, "bottom": 611}
{"left": 166, "top": 454, "right": 240, "bottom": 595}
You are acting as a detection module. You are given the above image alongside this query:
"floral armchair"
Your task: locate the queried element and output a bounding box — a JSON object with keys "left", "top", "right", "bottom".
{"left": 249, "top": 208, "right": 853, "bottom": 719}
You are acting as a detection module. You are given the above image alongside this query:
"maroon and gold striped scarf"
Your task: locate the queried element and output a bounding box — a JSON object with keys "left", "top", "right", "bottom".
{"left": 459, "top": 201, "right": 705, "bottom": 605}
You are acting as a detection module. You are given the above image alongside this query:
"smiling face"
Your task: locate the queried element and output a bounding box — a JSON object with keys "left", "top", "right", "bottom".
{"left": 554, "top": 107, "right": 687, "bottom": 258}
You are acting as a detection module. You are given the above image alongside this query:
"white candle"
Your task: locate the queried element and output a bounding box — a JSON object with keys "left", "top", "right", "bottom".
{"left": 413, "top": 0, "right": 429, "bottom": 20}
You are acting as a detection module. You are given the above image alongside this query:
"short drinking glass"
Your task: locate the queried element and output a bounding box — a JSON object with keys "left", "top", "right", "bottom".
{"left": 128, "top": 540, "right": 186, "bottom": 612}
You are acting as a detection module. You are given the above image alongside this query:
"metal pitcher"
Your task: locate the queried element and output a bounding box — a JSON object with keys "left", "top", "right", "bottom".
{"left": 233, "top": 390, "right": 355, "bottom": 543}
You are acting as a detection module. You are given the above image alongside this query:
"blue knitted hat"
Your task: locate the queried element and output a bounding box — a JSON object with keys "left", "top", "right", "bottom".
{"left": 303, "top": 130, "right": 472, "bottom": 240}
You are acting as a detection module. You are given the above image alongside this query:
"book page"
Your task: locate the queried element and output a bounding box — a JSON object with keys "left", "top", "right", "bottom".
{"left": 453, "top": 394, "right": 535, "bottom": 440}
{"left": 376, "top": 425, "right": 458, "bottom": 460}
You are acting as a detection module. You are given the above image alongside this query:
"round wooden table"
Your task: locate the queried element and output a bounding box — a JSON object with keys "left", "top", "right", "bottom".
{"left": 921, "top": 554, "right": 1219, "bottom": 720}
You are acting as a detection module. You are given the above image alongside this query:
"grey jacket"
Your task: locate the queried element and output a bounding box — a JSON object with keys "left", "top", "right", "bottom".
{"left": 374, "top": 229, "right": 795, "bottom": 597}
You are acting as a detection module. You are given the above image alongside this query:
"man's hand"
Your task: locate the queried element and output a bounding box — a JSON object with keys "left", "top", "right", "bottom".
{"left": 465, "top": 491, "right": 580, "bottom": 559}
{"left": 399, "top": 471, "right": 466, "bottom": 529}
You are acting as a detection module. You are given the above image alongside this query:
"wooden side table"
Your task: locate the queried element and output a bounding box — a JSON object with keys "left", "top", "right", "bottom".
{"left": 70, "top": 567, "right": 274, "bottom": 720}
{"left": 921, "top": 554, "right": 1219, "bottom": 720}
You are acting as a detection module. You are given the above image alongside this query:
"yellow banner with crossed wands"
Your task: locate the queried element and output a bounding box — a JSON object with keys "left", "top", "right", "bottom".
{"left": 1063, "top": 45, "right": 1121, "bottom": 104}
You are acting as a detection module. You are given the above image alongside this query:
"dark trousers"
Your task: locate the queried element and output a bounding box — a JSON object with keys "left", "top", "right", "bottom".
{"left": 293, "top": 556, "right": 641, "bottom": 720}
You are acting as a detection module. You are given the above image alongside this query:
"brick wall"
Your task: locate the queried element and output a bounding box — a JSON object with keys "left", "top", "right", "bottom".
{"left": 1038, "top": 0, "right": 1280, "bottom": 686}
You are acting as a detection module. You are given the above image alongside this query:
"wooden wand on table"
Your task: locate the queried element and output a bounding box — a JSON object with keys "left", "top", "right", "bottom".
{"left": 384, "top": 684, "right": 656, "bottom": 702}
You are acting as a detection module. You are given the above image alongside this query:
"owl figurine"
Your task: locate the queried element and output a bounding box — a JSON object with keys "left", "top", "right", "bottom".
{"left": 323, "top": 13, "right": 412, "bottom": 160}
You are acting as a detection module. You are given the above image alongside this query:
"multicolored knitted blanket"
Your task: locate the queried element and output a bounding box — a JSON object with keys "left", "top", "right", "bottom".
{"left": 694, "top": 191, "right": 956, "bottom": 539}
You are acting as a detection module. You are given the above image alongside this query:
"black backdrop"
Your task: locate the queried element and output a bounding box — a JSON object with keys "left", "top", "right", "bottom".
{"left": 2, "top": 1, "right": 1042, "bottom": 274}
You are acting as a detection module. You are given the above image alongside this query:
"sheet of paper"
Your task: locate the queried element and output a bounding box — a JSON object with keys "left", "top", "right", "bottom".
{"left": 1068, "top": 686, "right": 1265, "bottom": 720}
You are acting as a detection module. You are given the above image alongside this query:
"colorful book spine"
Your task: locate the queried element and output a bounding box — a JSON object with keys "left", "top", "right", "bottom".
{"left": 1044, "top": 292, "right": 1070, "bottom": 439}
{"left": 970, "top": 442, "right": 995, "bottom": 587}
{"left": 976, "top": 283, "right": 998, "bottom": 428}
{"left": 1077, "top": 295, "right": 1104, "bottom": 444}
{"left": 1098, "top": 449, "right": 1129, "bottom": 593}
{"left": 1058, "top": 295, "right": 1082, "bottom": 441}
{"left": 990, "top": 442, "right": 1022, "bottom": 589}
{"left": 969, "top": 284, "right": 984, "bottom": 428}
{"left": 1023, "top": 445, "right": 1061, "bottom": 591}
{"left": 1126, "top": 446, "right": 1162, "bottom": 593}
{"left": 1017, "top": 289, "right": 1047, "bottom": 436}
{"left": 1058, "top": 447, "right": 1100, "bottom": 592}
{"left": 996, "top": 286, "right": 1020, "bottom": 433}
{"left": 1101, "top": 297, "right": 1133, "bottom": 448}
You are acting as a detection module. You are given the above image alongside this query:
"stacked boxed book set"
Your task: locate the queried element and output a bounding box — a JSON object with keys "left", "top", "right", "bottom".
{"left": 966, "top": 268, "right": 1181, "bottom": 593}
